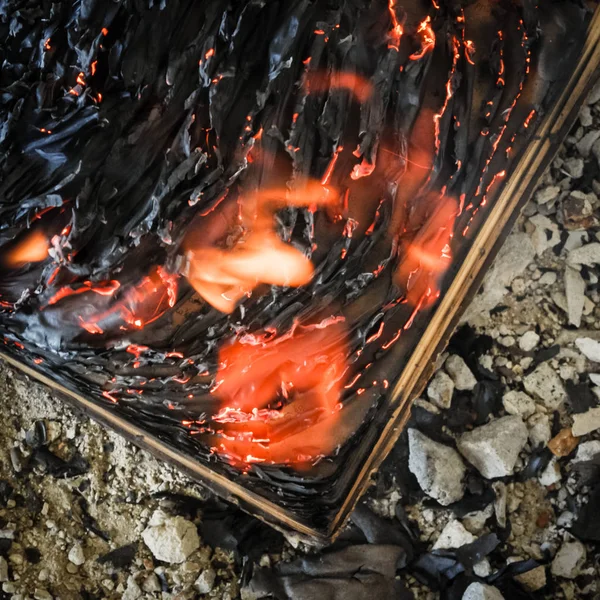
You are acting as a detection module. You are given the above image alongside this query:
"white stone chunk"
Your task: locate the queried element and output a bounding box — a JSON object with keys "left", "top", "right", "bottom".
{"left": 527, "top": 413, "right": 552, "bottom": 447}
{"left": 572, "top": 407, "right": 600, "bottom": 437}
{"left": 573, "top": 440, "right": 600, "bottom": 463}
{"left": 408, "top": 429, "right": 466, "bottom": 506}
{"left": 519, "top": 331, "right": 540, "bottom": 352}
{"left": 445, "top": 355, "right": 477, "bottom": 391}
{"left": 523, "top": 362, "right": 567, "bottom": 410}
{"left": 68, "top": 544, "right": 85, "bottom": 566}
{"left": 502, "top": 391, "right": 536, "bottom": 418}
{"left": 576, "top": 337, "right": 600, "bottom": 362}
{"left": 462, "top": 233, "right": 535, "bottom": 323}
{"left": 576, "top": 130, "right": 600, "bottom": 157}
{"left": 568, "top": 243, "right": 600, "bottom": 266}
{"left": 539, "top": 458, "right": 561, "bottom": 487}
{"left": 458, "top": 416, "right": 528, "bottom": 479}
{"left": 195, "top": 568, "right": 216, "bottom": 594}
{"left": 529, "top": 214, "right": 561, "bottom": 255}
{"left": 142, "top": 511, "right": 200, "bottom": 564}
{"left": 565, "top": 267, "right": 586, "bottom": 328}
{"left": 462, "top": 582, "right": 504, "bottom": 600}
{"left": 432, "top": 520, "right": 492, "bottom": 577}
{"left": 427, "top": 370, "right": 455, "bottom": 409}
{"left": 551, "top": 541, "right": 587, "bottom": 579}
{"left": 535, "top": 186, "right": 561, "bottom": 205}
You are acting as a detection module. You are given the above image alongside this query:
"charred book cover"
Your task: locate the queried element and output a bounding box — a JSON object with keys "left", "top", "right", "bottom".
{"left": 0, "top": 0, "right": 596, "bottom": 537}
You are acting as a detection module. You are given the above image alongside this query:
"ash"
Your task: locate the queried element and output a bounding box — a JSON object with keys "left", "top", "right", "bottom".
{"left": 1, "top": 86, "right": 600, "bottom": 600}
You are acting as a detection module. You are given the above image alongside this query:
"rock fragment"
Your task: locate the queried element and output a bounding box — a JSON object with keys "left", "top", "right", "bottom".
{"left": 587, "top": 80, "right": 600, "bottom": 104}
{"left": 195, "top": 568, "right": 217, "bottom": 594}
{"left": 548, "top": 428, "right": 579, "bottom": 457}
{"left": 575, "top": 337, "right": 600, "bottom": 362}
{"left": 502, "top": 391, "right": 535, "bottom": 418}
{"left": 408, "top": 429, "right": 466, "bottom": 506}
{"left": 573, "top": 440, "right": 600, "bottom": 463}
{"left": 514, "top": 565, "right": 547, "bottom": 592}
{"left": 462, "top": 233, "right": 535, "bottom": 322}
{"left": 0, "top": 557, "right": 7, "bottom": 582}
{"left": 141, "top": 574, "right": 162, "bottom": 594}
{"left": 551, "top": 540, "right": 586, "bottom": 579}
{"left": 564, "top": 191, "right": 596, "bottom": 230}
{"left": 122, "top": 575, "right": 143, "bottom": 600}
{"left": 432, "top": 521, "right": 490, "bottom": 577}
{"left": 575, "top": 130, "right": 600, "bottom": 158}
{"left": 528, "top": 413, "right": 552, "bottom": 447}
{"left": 445, "top": 355, "right": 477, "bottom": 391}
{"left": 572, "top": 407, "right": 600, "bottom": 437}
{"left": 529, "top": 215, "right": 561, "bottom": 255}
{"left": 492, "top": 482, "right": 507, "bottom": 529}
{"left": 568, "top": 243, "right": 600, "bottom": 266}
{"left": 68, "top": 544, "right": 85, "bottom": 566}
{"left": 564, "top": 157, "right": 584, "bottom": 179}
{"left": 535, "top": 186, "right": 560, "bottom": 205}
{"left": 457, "top": 416, "right": 528, "bottom": 479}
{"left": 142, "top": 511, "right": 200, "bottom": 564}
{"left": 565, "top": 267, "right": 586, "bottom": 328}
{"left": 427, "top": 370, "right": 455, "bottom": 409}
{"left": 518, "top": 331, "right": 540, "bottom": 352}
{"left": 523, "top": 363, "right": 567, "bottom": 410}
{"left": 539, "top": 458, "right": 561, "bottom": 486}
{"left": 580, "top": 105, "right": 593, "bottom": 126}
{"left": 462, "top": 582, "right": 504, "bottom": 600}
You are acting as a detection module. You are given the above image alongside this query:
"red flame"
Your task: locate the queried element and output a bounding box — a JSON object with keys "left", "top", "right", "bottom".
{"left": 5, "top": 231, "right": 49, "bottom": 267}
{"left": 209, "top": 321, "right": 348, "bottom": 466}
{"left": 186, "top": 181, "right": 337, "bottom": 313}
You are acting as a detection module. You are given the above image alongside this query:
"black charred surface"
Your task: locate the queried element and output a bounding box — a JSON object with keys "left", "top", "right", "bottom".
{"left": 0, "top": 0, "right": 591, "bottom": 529}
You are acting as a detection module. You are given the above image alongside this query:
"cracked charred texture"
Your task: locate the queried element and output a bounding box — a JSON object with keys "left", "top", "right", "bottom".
{"left": 0, "top": 0, "right": 589, "bottom": 526}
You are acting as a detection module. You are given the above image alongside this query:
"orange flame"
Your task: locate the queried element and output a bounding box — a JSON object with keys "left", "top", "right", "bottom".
{"left": 410, "top": 17, "right": 435, "bottom": 61}
{"left": 210, "top": 321, "right": 349, "bottom": 466}
{"left": 304, "top": 71, "right": 373, "bottom": 103}
{"left": 396, "top": 196, "right": 458, "bottom": 307}
{"left": 4, "top": 231, "right": 49, "bottom": 267}
{"left": 387, "top": 0, "right": 404, "bottom": 50}
{"left": 186, "top": 181, "right": 337, "bottom": 313}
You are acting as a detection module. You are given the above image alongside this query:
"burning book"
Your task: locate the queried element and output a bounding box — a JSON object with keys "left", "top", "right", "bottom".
{"left": 0, "top": 0, "right": 599, "bottom": 541}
